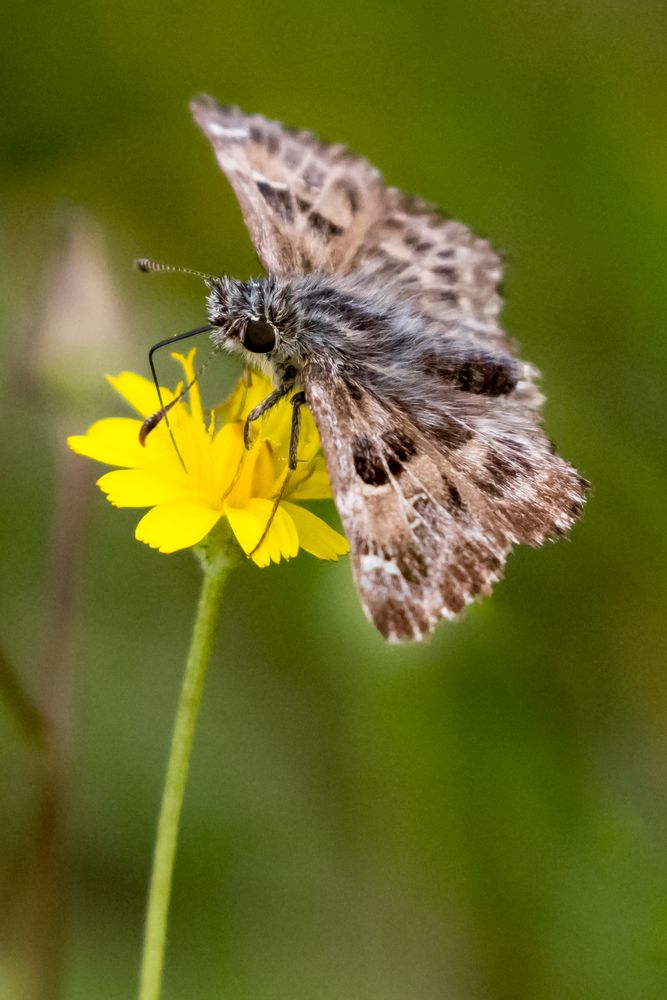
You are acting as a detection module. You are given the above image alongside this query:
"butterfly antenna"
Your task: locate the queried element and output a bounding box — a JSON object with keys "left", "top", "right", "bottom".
{"left": 135, "top": 257, "right": 216, "bottom": 281}
{"left": 142, "top": 325, "right": 215, "bottom": 467}
{"left": 141, "top": 343, "right": 221, "bottom": 448}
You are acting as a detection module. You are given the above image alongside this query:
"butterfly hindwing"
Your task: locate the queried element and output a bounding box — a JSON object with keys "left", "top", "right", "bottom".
{"left": 303, "top": 357, "right": 586, "bottom": 641}
{"left": 302, "top": 358, "right": 505, "bottom": 640}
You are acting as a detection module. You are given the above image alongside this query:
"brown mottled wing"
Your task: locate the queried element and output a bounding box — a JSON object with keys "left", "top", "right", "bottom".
{"left": 350, "top": 188, "right": 507, "bottom": 350}
{"left": 304, "top": 359, "right": 586, "bottom": 642}
{"left": 192, "top": 97, "right": 506, "bottom": 348}
{"left": 190, "top": 95, "right": 385, "bottom": 275}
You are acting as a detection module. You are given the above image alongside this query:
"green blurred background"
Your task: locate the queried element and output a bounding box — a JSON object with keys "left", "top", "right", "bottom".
{"left": 1, "top": 1, "right": 666, "bottom": 997}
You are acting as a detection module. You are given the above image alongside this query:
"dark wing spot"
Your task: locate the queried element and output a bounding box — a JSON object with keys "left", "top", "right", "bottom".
{"left": 423, "top": 350, "right": 518, "bottom": 396}
{"left": 432, "top": 265, "right": 457, "bottom": 280}
{"left": 296, "top": 195, "right": 312, "bottom": 213}
{"left": 283, "top": 143, "right": 304, "bottom": 169}
{"left": 346, "top": 380, "right": 364, "bottom": 402}
{"left": 435, "top": 290, "right": 459, "bottom": 303}
{"left": 433, "top": 414, "right": 474, "bottom": 450}
{"left": 382, "top": 429, "right": 417, "bottom": 463}
{"left": 353, "top": 431, "right": 418, "bottom": 481}
{"left": 255, "top": 180, "right": 294, "bottom": 222}
{"left": 415, "top": 241, "right": 433, "bottom": 253}
{"left": 475, "top": 358, "right": 518, "bottom": 395}
{"left": 333, "top": 179, "right": 360, "bottom": 213}
{"left": 309, "top": 211, "right": 344, "bottom": 240}
{"left": 475, "top": 477, "right": 504, "bottom": 498}
{"left": 352, "top": 435, "right": 388, "bottom": 487}
{"left": 373, "top": 597, "right": 426, "bottom": 641}
{"left": 303, "top": 163, "right": 325, "bottom": 189}
{"left": 355, "top": 537, "right": 371, "bottom": 557}
{"left": 497, "top": 439, "right": 534, "bottom": 473}
{"left": 395, "top": 546, "right": 428, "bottom": 585}
{"left": 442, "top": 476, "right": 465, "bottom": 515}
{"left": 486, "top": 453, "right": 521, "bottom": 483}
{"left": 443, "top": 591, "right": 466, "bottom": 614}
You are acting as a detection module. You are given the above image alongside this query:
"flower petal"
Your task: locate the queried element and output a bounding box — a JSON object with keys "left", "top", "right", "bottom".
{"left": 282, "top": 502, "right": 349, "bottom": 560}
{"left": 135, "top": 498, "right": 222, "bottom": 553}
{"left": 68, "top": 416, "right": 179, "bottom": 470}
{"left": 210, "top": 423, "right": 246, "bottom": 498}
{"left": 68, "top": 418, "right": 146, "bottom": 467}
{"left": 225, "top": 498, "right": 298, "bottom": 566}
{"left": 216, "top": 369, "right": 274, "bottom": 425}
{"left": 265, "top": 503, "right": 299, "bottom": 562}
{"left": 106, "top": 371, "right": 174, "bottom": 418}
{"left": 288, "top": 460, "right": 333, "bottom": 500}
{"left": 71, "top": 347, "right": 343, "bottom": 564}
{"left": 224, "top": 499, "right": 269, "bottom": 555}
{"left": 97, "top": 468, "right": 190, "bottom": 508}
{"left": 171, "top": 350, "right": 204, "bottom": 426}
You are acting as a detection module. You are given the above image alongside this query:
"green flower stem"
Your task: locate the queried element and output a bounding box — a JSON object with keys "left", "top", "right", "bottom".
{"left": 138, "top": 530, "right": 239, "bottom": 1000}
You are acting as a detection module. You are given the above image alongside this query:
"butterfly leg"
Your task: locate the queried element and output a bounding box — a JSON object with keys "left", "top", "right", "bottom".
{"left": 248, "top": 391, "right": 306, "bottom": 557}
{"left": 243, "top": 386, "right": 291, "bottom": 450}
{"left": 287, "top": 391, "right": 306, "bottom": 471}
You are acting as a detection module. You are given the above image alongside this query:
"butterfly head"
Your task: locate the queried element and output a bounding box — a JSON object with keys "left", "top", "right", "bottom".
{"left": 206, "top": 275, "right": 305, "bottom": 380}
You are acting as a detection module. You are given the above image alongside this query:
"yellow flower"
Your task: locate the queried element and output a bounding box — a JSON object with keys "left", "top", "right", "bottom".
{"left": 67, "top": 349, "right": 349, "bottom": 566}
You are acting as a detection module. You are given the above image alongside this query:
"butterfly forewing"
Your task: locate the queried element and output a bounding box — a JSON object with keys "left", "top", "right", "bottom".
{"left": 191, "top": 95, "right": 385, "bottom": 275}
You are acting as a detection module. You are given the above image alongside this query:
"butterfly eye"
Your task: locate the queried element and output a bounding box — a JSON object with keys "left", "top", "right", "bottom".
{"left": 241, "top": 319, "right": 276, "bottom": 354}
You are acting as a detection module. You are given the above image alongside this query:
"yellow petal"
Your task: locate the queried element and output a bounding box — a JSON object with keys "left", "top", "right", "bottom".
{"left": 210, "top": 422, "right": 246, "bottom": 498}
{"left": 225, "top": 498, "right": 298, "bottom": 566}
{"left": 97, "top": 468, "right": 190, "bottom": 507}
{"left": 171, "top": 349, "right": 203, "bottom": 426}
{"left": 216, "top": 368, "right": 274, "bottom": 425}
{"left": 295, "top": 408, "right": 321, "bottom": 461}
{"left": 68, "top": 418, "right": 147, "bottom": 467}
{"left": 288, "top": 461, "right": 333, "bottom": 500}
{"left": 252, "top": 440, "right": 284, "bottom": 497}
{"left": 225, "top": 436, "right": 264, "bottom": 507}
{"left": 215, "top": 376, "right": 250, "bottom": 425}
{"left": 282, "top": 502, "right": 349, "bottom": 560}
{"left": 68, "top": 416, "right": 179, "bottom": 470}
{"left": 106, "top": 371, "right": 174, "bottom": 418}
{"left": 261, "top": 399, "right": 293, "bottom": 450}
{"left": 135, "top": 498, "right": 223, "bottom": 553}
{"left": 264, "top": 502, "right": 299, "bottom": 563}
{"left": 224, "top": 499, "right": 267, "bottom": 556}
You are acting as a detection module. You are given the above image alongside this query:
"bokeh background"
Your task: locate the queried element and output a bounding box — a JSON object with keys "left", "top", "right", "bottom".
{"left": 1, "top": 1, "right": 666, "bottom": 998}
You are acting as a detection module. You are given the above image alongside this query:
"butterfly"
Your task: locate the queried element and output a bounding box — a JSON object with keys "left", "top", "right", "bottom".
{"left": 146, "top": 94, "right": 588, "bottom": 642}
